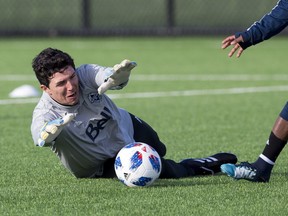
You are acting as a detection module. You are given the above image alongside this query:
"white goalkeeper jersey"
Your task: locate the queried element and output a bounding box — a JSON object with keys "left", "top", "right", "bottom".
{"left": 31, "top": 64, "right": 135, "bottom": 178}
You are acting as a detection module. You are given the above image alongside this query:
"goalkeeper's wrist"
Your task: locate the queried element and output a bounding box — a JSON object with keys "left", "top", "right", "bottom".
{"left": 109, "top": 80, "right": 128, "bottom": 90}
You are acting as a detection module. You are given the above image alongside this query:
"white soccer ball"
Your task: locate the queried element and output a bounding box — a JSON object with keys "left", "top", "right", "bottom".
{"left": 114, "top": 142, "right": 162, "bottom": 187}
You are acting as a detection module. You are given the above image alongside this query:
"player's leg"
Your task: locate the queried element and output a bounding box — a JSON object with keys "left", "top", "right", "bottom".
{"left": 160, "top": 152, "right": 237, "bottom": 178}
{"left": 160, "top": 159, "right": 194, "bottom": 178}
{"left": 254, "top": 117, "right": 288, "bottom": 180}
{"left": 129, "top": 113, "right": 237, "bottom": 178}
{"left": 221, "top": 103, "right": 288, "bottom": 182}
{"left": 100, "top": 153, "right": 238, "bottom": 179}
{"left": 129, "top": 113, "right": 167, "bottom": 157}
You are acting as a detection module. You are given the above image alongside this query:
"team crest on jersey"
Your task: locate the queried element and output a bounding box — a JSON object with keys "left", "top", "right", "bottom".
{"left": 88, "top": 93, "right": 101, "bottom": 103}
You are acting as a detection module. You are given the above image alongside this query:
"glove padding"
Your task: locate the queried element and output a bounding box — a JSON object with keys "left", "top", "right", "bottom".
{"left": 98, "top": 59, "right": 137, "bottom": 95}
{"left": 38, "top": 113, "right": 76, "bottom": 146}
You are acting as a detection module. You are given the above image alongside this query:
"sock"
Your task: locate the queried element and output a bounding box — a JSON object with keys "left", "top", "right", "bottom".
{"left": 253, "top": 132, "right": 287, "bottom": 178}
{"left": 262, "top": 131, "right": 287, "bottom": 162}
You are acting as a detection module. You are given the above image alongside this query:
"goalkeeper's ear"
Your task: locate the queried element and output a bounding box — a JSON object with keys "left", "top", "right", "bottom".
{"left": 40, "top": 84, "right": 52, "bottom": 96}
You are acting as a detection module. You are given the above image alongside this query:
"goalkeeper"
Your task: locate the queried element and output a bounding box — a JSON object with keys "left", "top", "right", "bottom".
{"left": 31, "top": 48, "right": 237, "bottom": 179}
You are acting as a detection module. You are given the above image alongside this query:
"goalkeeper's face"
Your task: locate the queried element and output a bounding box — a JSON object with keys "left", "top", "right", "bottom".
{"left": 41, "top": 66, "right": 79, "bottom": 106}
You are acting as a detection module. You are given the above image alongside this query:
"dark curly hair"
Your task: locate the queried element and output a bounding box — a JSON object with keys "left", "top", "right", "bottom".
{"left": 32, "top": 48, "right": 75, "bottom": 87}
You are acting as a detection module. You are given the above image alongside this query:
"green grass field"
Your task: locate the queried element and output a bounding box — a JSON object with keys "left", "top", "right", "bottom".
{"left": 1, "top": 37, "right": 288, "bottom": 215}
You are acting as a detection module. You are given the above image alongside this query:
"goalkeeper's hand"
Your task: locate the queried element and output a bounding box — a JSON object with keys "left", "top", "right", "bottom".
{"left": 38, "top": 113, "right": 76, "bottom": 146}
{"left": 98, "top": 59, "right": 137, "bottom": 95}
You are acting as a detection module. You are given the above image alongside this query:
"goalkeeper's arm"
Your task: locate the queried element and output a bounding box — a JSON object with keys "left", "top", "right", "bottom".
{"left": 37, "top": 113, "right": 76, "bottom": 147}
{"left": 97, "top": 59, "right": 137, "bottom": 95}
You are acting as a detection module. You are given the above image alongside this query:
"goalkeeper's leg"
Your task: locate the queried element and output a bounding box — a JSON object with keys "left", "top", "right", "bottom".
{"left": 129, "top": 112, "right": 197, "bottom": 178}
{"left": 129, "top": 113, "right": 237, "bottom": 179}
{"left": 129, "top": 113, "right": 167, "bottom": 157}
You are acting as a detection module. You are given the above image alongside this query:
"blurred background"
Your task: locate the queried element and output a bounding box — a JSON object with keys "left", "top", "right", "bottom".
{"left": 0, "top": 0, "right": 282, "bottom": 37}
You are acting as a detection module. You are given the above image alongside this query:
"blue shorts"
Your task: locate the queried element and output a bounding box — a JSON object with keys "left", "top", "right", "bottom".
{"left": 280, "top": 102, "right": 288, "bottom": 121}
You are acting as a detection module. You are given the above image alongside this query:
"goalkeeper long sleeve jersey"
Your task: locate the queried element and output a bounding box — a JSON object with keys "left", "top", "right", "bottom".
{"left": 31, "top": 64, "right": 135, "bottom": 178}
{"left": 236, "top": 0, "right": 288, "bottom": 49}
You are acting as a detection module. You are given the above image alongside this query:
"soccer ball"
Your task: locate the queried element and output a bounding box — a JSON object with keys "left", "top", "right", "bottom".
{"left": 114, "top": 142, "right": 162, "bottom": 187}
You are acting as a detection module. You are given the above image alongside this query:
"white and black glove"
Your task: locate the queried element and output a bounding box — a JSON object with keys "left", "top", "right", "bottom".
{"left": 38, "top": 113, "right": 76, "bottom": 146}
{"left": 98, "top": 59, "right": 137, "bottom": 95}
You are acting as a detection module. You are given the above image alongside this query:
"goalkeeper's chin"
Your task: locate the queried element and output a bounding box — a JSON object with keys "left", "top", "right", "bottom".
{"left": 66, "top": 92, "right": 79, "bottom": 106}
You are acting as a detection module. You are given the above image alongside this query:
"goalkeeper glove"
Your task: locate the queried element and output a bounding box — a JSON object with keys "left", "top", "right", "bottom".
{"left": 38, "top": 113, "right": 76, "bottom": 146}
{"left": 98, "top": 59, "right": 137, "bottom": 95}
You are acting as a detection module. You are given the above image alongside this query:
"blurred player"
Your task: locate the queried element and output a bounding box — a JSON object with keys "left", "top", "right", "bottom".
{"left": 221, "top": 0, "right": 288, "bottom": 182}
{"left": 31, "top": 48, "right": 237, "bottom": 179}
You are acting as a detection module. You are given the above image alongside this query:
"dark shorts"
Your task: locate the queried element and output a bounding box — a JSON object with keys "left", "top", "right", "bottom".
{"left": 101, "top": 113, "right": 192, "bottom": 179}
{"left": 101, "top": 113, "right": 166, "bottom": 178}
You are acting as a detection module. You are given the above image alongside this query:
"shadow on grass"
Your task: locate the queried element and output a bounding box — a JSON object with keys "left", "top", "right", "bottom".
{"left": 152, "top": 174, "right": 228, "bottom": 188}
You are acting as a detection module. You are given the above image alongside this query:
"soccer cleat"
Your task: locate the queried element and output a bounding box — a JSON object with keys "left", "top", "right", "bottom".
{"left": 180, "top": 153, "right": 237, "bottom": 175}
{"left": 220, "top": 162, "right": 269, "bottom": 182}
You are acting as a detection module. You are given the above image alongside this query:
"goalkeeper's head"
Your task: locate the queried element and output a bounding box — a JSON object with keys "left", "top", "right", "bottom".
{"left": 32, "top": 48, "right": 75, "bottom": 87}
{"left": 32, "top": 48, "right": 79, "bottom": 106}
